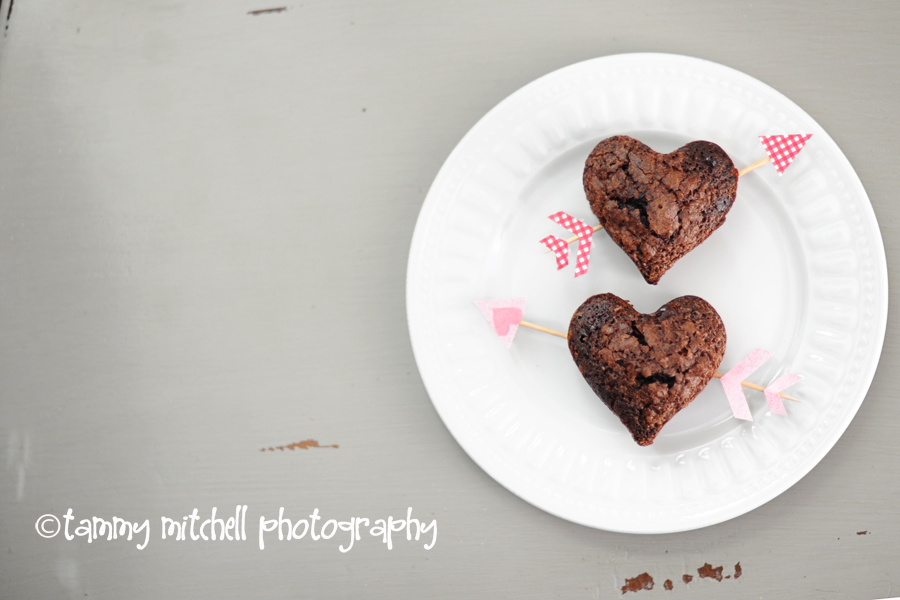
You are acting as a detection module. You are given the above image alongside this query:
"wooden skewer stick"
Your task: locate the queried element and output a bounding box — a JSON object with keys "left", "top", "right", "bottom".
{"left": 709, "top": 372, "right": 795, "bottom": 400}
{"left": 738, "top": 155, "right": 770, "bottom": 177}
{"left": 545, "top": 155, "right": 772, "bottom": 252}
{"left": 542, "top": 224, "right": 604, "bottom": 253}
{"left": 518, "top": 321, "right": 800, "bottom": 402}
{"left": 519, "top": 320, "right": 568, "bottom": 339}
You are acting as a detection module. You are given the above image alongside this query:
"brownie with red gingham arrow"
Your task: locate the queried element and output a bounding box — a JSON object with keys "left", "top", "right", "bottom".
{"left": 541, "top": 134, "right": 812, "bottom": 283}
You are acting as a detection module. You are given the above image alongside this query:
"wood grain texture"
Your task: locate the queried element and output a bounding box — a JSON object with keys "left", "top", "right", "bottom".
{"left": 0, "top": 1, "right": 897, "bottom": 598}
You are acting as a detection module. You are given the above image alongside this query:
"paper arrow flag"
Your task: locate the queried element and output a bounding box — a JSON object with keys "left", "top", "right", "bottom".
{"left": 474, "top": 298, "right": 527, "bottom": 349}
{"left": 763, "top": 373, "right": 803, "bottom": 416}
{"left": 759, "top": 134, "right": 813, "bottom": 175}
{"left": 545, "top": 212, "right": 593, "bottom": 278}
{"left": 540, "top": 235, "right": 569, "bottom": 270}
{"left": 719, "top": 349, "right": 773, "bottom": 421}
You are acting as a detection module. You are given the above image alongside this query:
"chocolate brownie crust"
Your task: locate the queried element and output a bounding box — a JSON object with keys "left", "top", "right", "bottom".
{"left": 568, "top": 293, "right": 727, "bottom": 446}
{"left": 583, "top": 136, "right": 738, "bottom": 284}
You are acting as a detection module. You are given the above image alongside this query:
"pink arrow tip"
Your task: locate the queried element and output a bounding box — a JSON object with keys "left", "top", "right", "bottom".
{"left": 475, "top": 298, "right": 528, "bottom": 349}
{"left": 491, "top": 307, "right": 523, "bottom": 336}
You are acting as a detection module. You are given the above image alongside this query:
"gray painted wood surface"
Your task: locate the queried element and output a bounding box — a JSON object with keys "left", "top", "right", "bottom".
{"left": 0, "top": 1, "right": 897, "bottom": 598}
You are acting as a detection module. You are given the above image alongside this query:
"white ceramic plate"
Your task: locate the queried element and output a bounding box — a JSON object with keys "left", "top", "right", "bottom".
{"left": 406, "top": 53, "right": 887, "bottom": 533}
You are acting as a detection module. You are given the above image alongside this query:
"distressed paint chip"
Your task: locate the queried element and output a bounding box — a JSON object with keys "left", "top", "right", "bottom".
{"left": 259, "top": 439, "right": 338, "bottom": 451}
{"left": 698, "top": 563, "right": 724, "bottom": 582}
{"left": 621, "top": 573, "right": 654, "bottom": 594}
{"left": 248, "top": 7, "right": 287, "bottom": 15}
{"left": 4, "top": 0, "right": 14, "bottom": 32}
{"left": 663, "top": 579, "right": 673, "bottom": 590}
{"left": 682, "top": 574, "right": 693, "bottom": 584}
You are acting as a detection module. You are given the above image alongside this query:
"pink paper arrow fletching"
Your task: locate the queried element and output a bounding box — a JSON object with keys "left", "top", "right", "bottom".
{"left": 764, "top": 373, "right": 803, "bottom": 416}
{"left": 759, "top": 134, "right": 812, "bottom": 174}
{"left": 475, "top": 298, "right": 527, "bottom": 349}
{"left": 719, "top": 349, "right": 773, "bottom": 421}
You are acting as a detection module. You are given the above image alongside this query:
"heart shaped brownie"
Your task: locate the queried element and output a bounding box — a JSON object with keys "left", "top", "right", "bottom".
{"left": 568, "top": 293, "right": 726, "bottom": 446}
{"left": 583, "top": 136, "right": 738, "bottom": 284}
